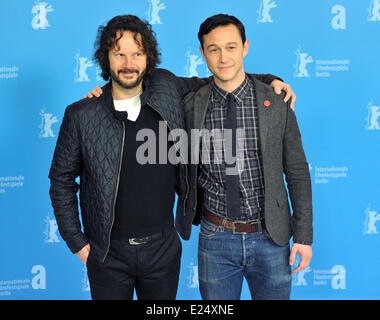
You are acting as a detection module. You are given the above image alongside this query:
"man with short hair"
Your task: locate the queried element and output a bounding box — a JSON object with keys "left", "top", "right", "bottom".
{"left": 183, "top": 14, "right": 313, "bottom": 300}
{"left": 50, "top": 14, "right": 295, "bottom": 300}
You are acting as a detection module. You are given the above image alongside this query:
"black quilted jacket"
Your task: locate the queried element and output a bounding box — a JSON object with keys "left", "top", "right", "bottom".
{"left": 49, "top": 68, "right": 201, "bottom": 263}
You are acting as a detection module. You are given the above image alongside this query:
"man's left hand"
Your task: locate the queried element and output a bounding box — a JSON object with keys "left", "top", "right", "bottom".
{"left": 270, "top": 79, "right": 296, "bottom": 111}
{"left": 289, "top": 243, "right": 312, "bottom": 274}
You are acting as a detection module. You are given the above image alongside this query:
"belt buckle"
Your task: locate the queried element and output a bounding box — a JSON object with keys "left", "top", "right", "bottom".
{"left": 129, "top": 236, "right": 150, "bottom": 245}
{"left": 232, "top": 221, "right": 248, "bottom": 234}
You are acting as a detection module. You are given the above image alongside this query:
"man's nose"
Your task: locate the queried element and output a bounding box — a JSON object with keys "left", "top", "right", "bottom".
{"left": 219, "top": 50, "right": 228, "bottom": 63}
{"left": 122, "top": 56, "right": 134, "bottom": 68}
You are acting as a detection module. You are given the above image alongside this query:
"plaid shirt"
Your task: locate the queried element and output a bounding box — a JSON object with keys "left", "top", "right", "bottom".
{"left": 198, "top": 75, "right": 265, "bottom": 221}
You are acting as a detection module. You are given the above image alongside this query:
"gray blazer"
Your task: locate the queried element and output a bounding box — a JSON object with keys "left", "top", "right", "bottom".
{"left": 177, "top": 74, "right": 313, "bottom": 246}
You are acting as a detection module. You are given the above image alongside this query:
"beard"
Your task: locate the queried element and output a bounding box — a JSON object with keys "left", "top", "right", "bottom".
{"left": 110, "top": 67, "right": 146, "bottom": 90}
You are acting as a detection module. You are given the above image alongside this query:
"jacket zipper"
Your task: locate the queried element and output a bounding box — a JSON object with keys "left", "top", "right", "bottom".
{"left": 103, "top": 121, "right": 125, "bottom": 262}
{"left": 146, "top": 102, "right": 190, "bottom": 215}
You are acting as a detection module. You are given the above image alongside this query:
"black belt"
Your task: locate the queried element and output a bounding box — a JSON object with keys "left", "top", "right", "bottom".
{"left": 204, "top": 209, "right": 265, "bottom": 234}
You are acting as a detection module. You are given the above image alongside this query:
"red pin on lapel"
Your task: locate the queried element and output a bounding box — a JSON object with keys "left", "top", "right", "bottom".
{"left": 264, "top": 100, "right": 271, "bottom": 107}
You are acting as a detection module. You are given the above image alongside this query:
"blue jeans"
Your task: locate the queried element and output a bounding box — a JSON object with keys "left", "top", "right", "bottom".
{"left": 198, "top": 217, "right": 291, "bottom": 300}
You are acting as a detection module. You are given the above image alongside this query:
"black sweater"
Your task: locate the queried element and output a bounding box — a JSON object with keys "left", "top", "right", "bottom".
{"left": 111, "top": 103, "right": 177, "bottom": 239}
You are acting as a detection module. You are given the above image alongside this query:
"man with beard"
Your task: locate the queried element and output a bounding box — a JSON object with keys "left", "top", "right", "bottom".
{"left": 49, "top": 15, "right": 295, "bottom": 300}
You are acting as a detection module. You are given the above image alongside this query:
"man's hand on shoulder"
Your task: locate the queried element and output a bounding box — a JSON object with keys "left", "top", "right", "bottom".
{"left": 270, "top": 79, "right": 296, "bottom": 111}
{"left": 83, "top": 85, "right": 103, "bottom": 99}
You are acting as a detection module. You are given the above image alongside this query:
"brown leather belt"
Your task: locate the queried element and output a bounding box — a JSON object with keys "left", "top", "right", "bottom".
{"left": 204, "top": 209, "right": 265, "bottom": 234}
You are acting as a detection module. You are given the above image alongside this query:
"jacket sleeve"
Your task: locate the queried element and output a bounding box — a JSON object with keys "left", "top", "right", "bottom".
{"left": 282, "top": 100, "right": 313, "bottom": 244}
{"left": 176, "top": 74, "right": 283, "bottom": 98}
{"left": 251, "top": 73, "right": 283, "bottom": 85}
{"left": 48, "top": 106, "right": 88, "bottom": 254}
{"left": 176, "top": 76, "right": 211, "bottom": 97}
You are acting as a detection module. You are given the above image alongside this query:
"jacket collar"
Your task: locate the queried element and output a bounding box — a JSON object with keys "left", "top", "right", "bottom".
{"left": 102, "top": 74, "right": 152, "bottom": 122}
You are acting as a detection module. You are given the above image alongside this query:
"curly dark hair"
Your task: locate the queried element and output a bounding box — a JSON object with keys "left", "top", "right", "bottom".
{"left": 94, "top": 15, "right": 161, "bottom": 80}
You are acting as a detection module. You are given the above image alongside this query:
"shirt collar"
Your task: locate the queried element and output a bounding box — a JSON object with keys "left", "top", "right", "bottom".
{"left": 212, "top": 74, "right": 251, "bottom": 104}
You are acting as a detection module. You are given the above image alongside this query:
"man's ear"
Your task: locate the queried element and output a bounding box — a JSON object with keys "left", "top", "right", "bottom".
{"left": 243, "top": 39, "right": 250, "bottom": 57}
{"left": 199, "top": 45, "right": 206, "bottom": 61}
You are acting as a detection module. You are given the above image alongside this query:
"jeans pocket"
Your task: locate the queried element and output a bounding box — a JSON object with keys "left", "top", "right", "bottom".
{"left": 199, "top": 217, "right": 220, "bottom": 239}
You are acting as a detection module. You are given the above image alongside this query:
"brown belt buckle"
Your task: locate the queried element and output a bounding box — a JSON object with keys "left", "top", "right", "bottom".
{"left": 232, "top": 221, "right": 248, "bottom": 234}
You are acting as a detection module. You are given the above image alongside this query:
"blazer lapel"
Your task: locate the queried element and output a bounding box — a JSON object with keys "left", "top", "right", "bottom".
{"left": 252, "top": 77, "right": 274, "bottom": 155}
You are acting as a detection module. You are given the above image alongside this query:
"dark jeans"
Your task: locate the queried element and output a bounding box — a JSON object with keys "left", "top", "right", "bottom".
{"left": 86, "top": 228, "right": 182, "bottom": 300}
